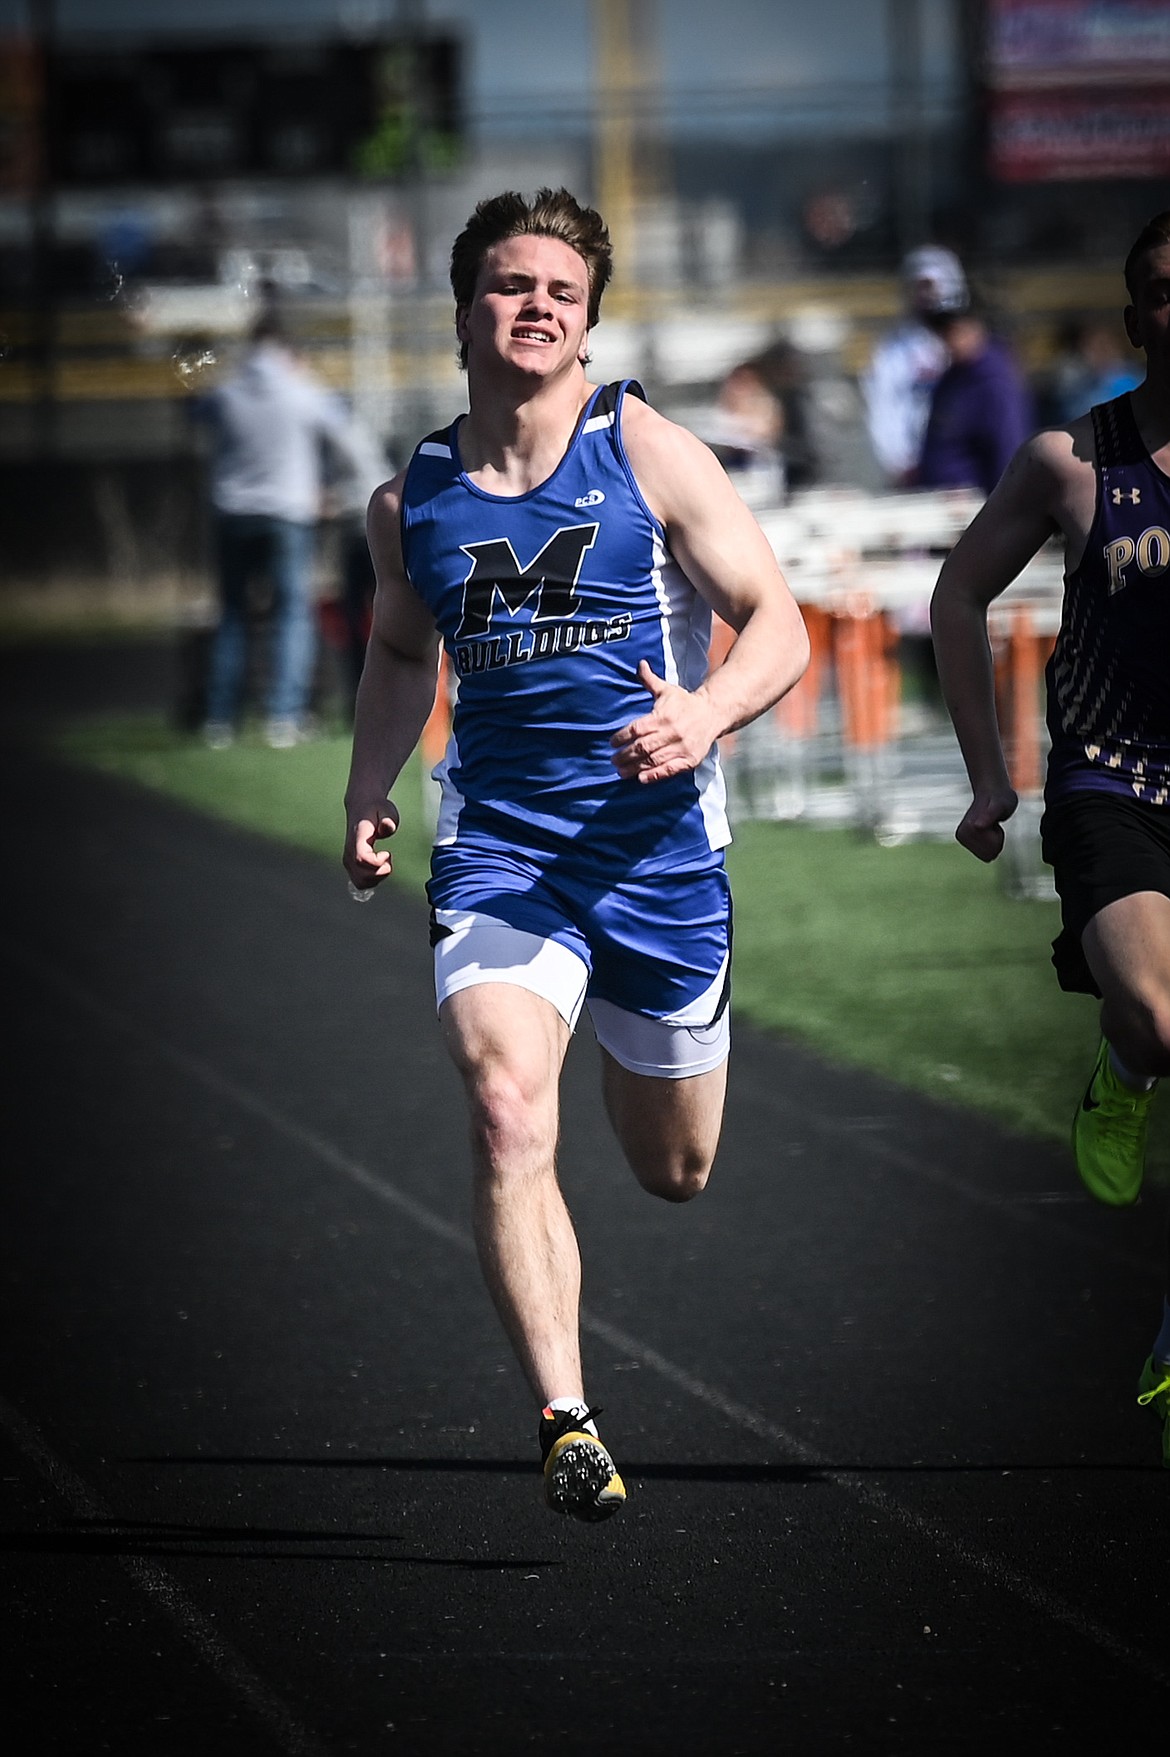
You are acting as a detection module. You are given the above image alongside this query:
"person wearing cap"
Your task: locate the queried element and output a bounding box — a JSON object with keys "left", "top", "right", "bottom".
{"left": 916, "top": 296, "right": 1035, "bottom": 497}
{"left": 861, "top": 246, "right": 969, "bottom": 486}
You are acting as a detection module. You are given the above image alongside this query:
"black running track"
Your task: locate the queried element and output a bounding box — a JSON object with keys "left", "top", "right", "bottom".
{"left": 2, "top": 644, "right": 1166, "bottom": 1756}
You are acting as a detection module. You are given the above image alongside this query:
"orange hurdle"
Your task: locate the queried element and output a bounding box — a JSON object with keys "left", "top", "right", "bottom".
{"left": 994, "top": 604, "right": 1055, "bottom": 795}
{"left": 709, "top": 604, "right": 833, "bottom": 746}
{"left": 832, "top": 595, "right": 899, "bottom": 751}
{"left": 774, "top": 602, "right": 830, "bottom": 739}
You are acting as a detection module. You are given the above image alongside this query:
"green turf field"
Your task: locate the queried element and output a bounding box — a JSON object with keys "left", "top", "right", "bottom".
{"left": 51, "top": 714, "right": 1170, "bottom": 1178}
{"left": 54, "top": 717, "right": 438, "bottom": 897}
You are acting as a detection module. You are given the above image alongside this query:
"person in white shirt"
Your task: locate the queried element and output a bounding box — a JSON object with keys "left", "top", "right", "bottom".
{"left": 861, "top": 245, "right": 969, "bottom": 486}
{"left": 197, "top": 314, "right": 364, "bottom": 748}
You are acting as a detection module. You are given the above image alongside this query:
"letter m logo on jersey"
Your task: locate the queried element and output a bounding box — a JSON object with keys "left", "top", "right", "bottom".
{"left": 455, "top": 524, "right": 599, "bottom": 639}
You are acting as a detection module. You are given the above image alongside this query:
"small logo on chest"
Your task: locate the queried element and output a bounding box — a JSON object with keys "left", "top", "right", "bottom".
{"left": 574, "top": 489, "right": 605, "bottom": 508}
{"left": 1112, "top": 487, "right": 1141, "bottom": 505}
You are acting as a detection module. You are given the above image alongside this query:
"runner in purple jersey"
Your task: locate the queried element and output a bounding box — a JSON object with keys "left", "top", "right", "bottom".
{"left": 930, "top": 211, "right": 1170, "bottom": 1467}
{"left": 341, "top": 190, "right": 809, "bottom": 1518}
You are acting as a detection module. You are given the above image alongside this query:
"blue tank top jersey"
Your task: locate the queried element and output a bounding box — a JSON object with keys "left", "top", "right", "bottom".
{"left": 1045, "top": 393, "right": 1170, "bottom": 807}
{"left": 399, "top": 379, "right": 730, "bottom": 873}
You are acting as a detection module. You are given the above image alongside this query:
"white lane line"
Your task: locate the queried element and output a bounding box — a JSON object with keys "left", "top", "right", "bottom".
{"left": 578, "top": 1317, "right": 1170, "bottom": 1684}
{"left": 5, "top": 940, "right": 1167, "bottom": 1689}
{"left": 0, "top": 1390, "right": 330, "bottom": 1757}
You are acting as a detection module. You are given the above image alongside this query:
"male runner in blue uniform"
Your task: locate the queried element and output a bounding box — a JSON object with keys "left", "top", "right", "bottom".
{"left": 930, "top": 211, "right": 1170, "bottom": 1466}
{"left": 341, "top": 190, "right": 809, "bottom": 1519}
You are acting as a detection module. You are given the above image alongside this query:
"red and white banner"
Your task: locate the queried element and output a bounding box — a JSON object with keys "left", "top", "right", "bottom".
{"left": 985, "top": 1, "right": 1170, "bottom": 180}
{"left": 989, "top": 86, "right": 1170, "bottom": 180}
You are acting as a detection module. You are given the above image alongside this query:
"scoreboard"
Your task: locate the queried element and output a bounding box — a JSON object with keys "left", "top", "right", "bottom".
{"left": 45, "top": 37, "right": 462, "bottom": 184}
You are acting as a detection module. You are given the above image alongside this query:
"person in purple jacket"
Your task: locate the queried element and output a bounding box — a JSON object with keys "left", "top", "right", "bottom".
{"left": 916, "top": 298, "right": 1034, "bottom": 496}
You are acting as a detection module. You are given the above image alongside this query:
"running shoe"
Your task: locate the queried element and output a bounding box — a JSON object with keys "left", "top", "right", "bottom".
{"left": 1137, "top": 1356, "right": 1170, "bottom": 1469}
{"left": 1071, "top": 1037, "right": 1155, "bottom": 1207}
{"left": 264, "top": 717, "right": 307, "bottom": 750}
{"left": 539, "top": 1404, "right": 626, "bottom": 1522}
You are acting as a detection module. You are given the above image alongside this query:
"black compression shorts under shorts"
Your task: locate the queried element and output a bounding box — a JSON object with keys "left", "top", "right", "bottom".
{"left": 1040, "top": 789, "right": 1170, "bottom": 996}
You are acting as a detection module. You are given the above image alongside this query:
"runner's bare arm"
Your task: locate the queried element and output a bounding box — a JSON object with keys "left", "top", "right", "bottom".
{"left": 342, "top": 474, "right": 442, "bottom": 887}
{"left": 611, "top": 402, "right": 810, "bottom": 783}
{"left": 930, "top": 432, "right": 1069, "bottom": 861}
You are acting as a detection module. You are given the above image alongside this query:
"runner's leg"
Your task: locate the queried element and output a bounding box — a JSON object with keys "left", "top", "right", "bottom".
{"left": 600, "top": 1053, "right": 728, "bottom": 1202}
{"left": 1083, "top": 894, "right": 1170, "bottom": 1303}
{"left": 439, "top": 982, "right": 584, "bottom": 1404}
{"left": 1082, "top": 890, "right": 1170, "bottom": 1077}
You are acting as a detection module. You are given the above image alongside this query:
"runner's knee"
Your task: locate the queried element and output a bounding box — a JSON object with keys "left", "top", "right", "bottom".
{"left": 463, "top": 1061, "right": 558, "bottom": 1178}
{"left": 602, "top": 1053, "right": 725, "bottom": 1201}
{"left": 629, "top": 1139, "right": 714, "bottom": 1203}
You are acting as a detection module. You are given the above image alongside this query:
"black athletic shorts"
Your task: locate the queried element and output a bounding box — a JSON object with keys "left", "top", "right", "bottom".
{"left": 1040, "top": 790, "right": 1170, "bottom": 996}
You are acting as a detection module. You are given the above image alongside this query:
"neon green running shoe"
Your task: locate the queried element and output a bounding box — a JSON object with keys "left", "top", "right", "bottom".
{"left": 1071, "top": 1037, "right": 1155, "bottom": 1206}
{"left": 1137, "top": 1356, "right": 1170, "bottom": 1468}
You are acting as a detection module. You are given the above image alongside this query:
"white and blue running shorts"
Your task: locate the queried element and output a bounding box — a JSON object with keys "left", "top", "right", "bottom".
{"left": 427, "top": 842, "right": 731, "bottom": 1079}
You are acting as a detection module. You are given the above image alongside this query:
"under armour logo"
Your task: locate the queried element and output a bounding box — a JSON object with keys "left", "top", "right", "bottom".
{"left": 1112, "top": 488, "right": 1141, "bottom": 505}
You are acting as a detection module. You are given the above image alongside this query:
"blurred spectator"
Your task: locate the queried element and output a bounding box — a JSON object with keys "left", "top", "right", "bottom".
{"left": 916, "top": 298, "right": 1034, "bottom": 496}
{"left": 193, "top": 312, "right": 366, "bottom": 748}
{"left": 861, "top": 245, "right": 968, "bottom": 486}
{"left": 710, "top": 359, "right": 785, "bottom": 504}
{"left": 901, "top": 288, "right": 1031, "bottom": 719}
{"left": 1039, "top": 317, "right": 1143, "bottom": 425}
{"left": 753, "top": 340, "right": 819, "bottom": 489}
{"left": 714, "top": 339, "right": 818, "bottom": 497}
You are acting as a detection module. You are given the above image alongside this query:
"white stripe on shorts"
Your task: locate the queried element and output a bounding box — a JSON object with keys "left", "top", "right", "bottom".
{"left": 587, "top": 995, "right": 730, "bottom": 1079}
{"left": 432, "top": 909, "right": 589, "bottom": 1029}
{"left": 432, "top": 911, "right": 730, "bottom": 1079}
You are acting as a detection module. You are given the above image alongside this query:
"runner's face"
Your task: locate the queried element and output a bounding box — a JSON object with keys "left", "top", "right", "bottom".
{"left": 1124, "top": 243, "right": 1170, "bottom": 384}
{"left": 457, "top": 235, "right": 592, "bottom": 377}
